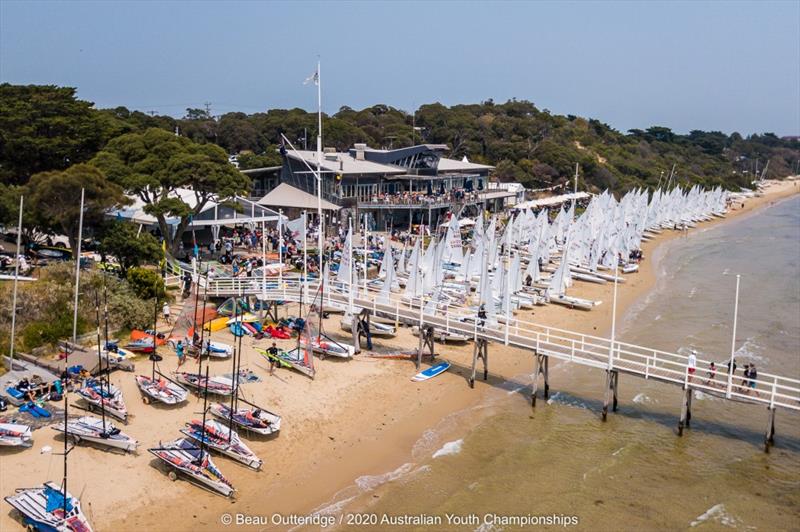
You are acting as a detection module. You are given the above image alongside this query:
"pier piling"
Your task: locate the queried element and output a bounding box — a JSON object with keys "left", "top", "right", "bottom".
{"left": 764, "top": 407, "right": 776, "bottom": 452}
{"left": 531, "top": 351, "right": 549, "bottom": 407}
{"left": 469, "top": 338, "right": 489, "bottom": 388}
{"left": 602, "top": 370, "right": 619, "bottom": 421}
{"left": 416, "top": 325, "right": 435, "bottom": 371}
{"left": 678, "top": 386, "right": 692, "bottom": 436}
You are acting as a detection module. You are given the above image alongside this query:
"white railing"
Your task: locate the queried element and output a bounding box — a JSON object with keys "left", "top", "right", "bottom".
{"left": 163, "top": 258, "right": 800, "bottom": 412}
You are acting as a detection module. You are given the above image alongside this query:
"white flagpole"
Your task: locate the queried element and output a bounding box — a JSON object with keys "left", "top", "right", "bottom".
{"left": 278, "top": 209, "right": 284, "bottom": 289}
{"left": 363, "top": 213, "right": 368, "bottom": 295}
{"left": 9, "top": 195, "right": 23, "bottom": 364}
{"left": 72, "top": 188, "right": 85, "bottom": 344}
{"left": 316, "top": 59, "right": 324, "bottom": 258}
{"left": 302, "top": 210, "right": 308, "bottom": 309}
{"left": 348, "top": 217, "right": 354, "bottom": 314}
{"left": 726, "top": 274, "right": 741, "bottom": 398}
{"left": 261, "top": 219, "right": 266, "bottom": 305}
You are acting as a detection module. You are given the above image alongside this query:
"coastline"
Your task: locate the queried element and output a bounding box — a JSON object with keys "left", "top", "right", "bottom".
{"left": 2, "top": 180, "right": 797, "bottom": 532}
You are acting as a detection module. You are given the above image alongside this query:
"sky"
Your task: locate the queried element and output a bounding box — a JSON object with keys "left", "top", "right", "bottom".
{"left": 1, "top": 1, "right": 799, "bottom": 136}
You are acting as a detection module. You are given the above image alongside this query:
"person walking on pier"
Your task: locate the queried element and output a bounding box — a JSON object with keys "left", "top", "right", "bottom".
{"left": 687, "top": 350, "right": 697, "bottom": 382}
{"left": 478, "top": 303, "right": 487, "bottom": 329}
{"left": 705, "top": 362, "right": 717, "bottom": 386}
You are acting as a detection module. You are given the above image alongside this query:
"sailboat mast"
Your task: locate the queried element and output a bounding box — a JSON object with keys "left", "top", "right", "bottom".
{"left": 198, "top": 272, "right": 209, "bottom": 358}
{"left": 102, "top": 273, "right": 110, "bottom": 350}
{"left": 8, "top": 195, "right": 23, "bottom": 365}
{"left": 192, "top": 259, "right": 202, "bottom": 347}
{"left": 228, "top": 299, "right": 239, "bottom": 436}
{"left": 65, "top": 188, "right": 85, "bottom": 520}
{"left": 201, "top": 366, "right": 209, "bottom": 459}
{"left": 94, "top": 291, "right": 107, "bottom": 433}
{"left": 152, "top": 297, "right": 158, "bottom": 381}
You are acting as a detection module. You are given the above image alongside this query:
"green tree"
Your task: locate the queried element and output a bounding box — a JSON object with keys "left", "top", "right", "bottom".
{"left": 26, "top": 164, "right": 130, "bottom": 257}
{"left": 100, "top": 220, "right": 163, "bottom": 275}
{"left": 90, "top": 128, "right": 251, "bottom": 253}
{"left": 0, "top": 84, "right": 108, "bottom": 184}
{"left": 126, "top": 267, "right": 166, "bottom": 300}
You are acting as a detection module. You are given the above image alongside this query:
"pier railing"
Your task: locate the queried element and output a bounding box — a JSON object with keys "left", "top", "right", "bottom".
{"left": 163, "top": 259, "right": 800, "bottom": 413}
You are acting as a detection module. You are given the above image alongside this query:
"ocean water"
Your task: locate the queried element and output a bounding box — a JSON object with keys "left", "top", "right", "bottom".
{"left": 323, "top": 196, "right": 800, "bottom": 530}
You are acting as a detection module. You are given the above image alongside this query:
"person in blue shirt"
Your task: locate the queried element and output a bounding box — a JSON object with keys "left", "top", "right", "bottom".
{"left": 176, "top": 340, "right": 186, "bottom": 367}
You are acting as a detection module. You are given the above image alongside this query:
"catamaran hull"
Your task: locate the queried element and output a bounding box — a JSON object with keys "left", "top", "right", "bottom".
{"left": 4, "top": 482, "right": 93, "bottom": 532}
{"left": 0, "top": 423, "right": 33, "bottom": 447}
{"left": 209, "top": 403, "right": 281, "bottom": 436}
{"left": 52, "top": 418, "right": 137, "bottom": 452}
{"left": 149, "top": 439, "right": 234, "bottom": 497}
{"left": 135, "top": 376, "right": 189, "bottom": 405}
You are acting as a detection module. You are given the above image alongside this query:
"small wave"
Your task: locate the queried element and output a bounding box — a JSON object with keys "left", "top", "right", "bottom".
{"left": 547, "top": 391, "right": 591, "bottom": 410}
{"left": 693, "top": 390, "right": 716, "bottom": 401}
{"left": 355, "top": 462, "right": 415, "bottom": 491}
{"left": 612, "top": 446, "right": 624, "bottom": 456}
{"left": 507, "top": 384, "right": 527, "bottom": 396}
{"left": 690, "top": 503, "right": 740, "bottom": 527}
{"left": 688, "top": 287, "right": 697, "bottom": 299}
{"left": 433, "top": 439, "right": 463, "bottom": 458}
{"left": 310, "top": 495, "right": 358, "bottom": 517}
{"left": 632, "top": 392, "right": 654, "bottom": 404}
{"left": 653, "top": 314, "right": 662, "bottom": 321}
{"left": 734, "top": 337, "right": 768, "bottom": 364}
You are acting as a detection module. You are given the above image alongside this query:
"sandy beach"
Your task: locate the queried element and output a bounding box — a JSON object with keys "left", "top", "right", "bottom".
{"left": 1, "top": 179, "right": 797, "bottom": 532}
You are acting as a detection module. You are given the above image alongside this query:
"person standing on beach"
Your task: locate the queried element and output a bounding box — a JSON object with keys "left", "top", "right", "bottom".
{"left": 267, "top": 342, "right": 279, "bottom": 375}
{"left": 176, "top": 340, "right": 185, "bottom": 367}
{"left": 162, "top": 301, "right": 171, "bottom": 325}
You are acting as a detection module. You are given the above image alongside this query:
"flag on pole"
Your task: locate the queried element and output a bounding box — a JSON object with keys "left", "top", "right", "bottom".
{"left": 303, "top": 70, "right": 319, "bottom": 86}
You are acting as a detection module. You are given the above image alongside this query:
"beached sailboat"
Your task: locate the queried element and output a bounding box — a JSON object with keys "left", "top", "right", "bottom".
{"left": 148, "top": 437, "right": 235, "bottom": 497}
{"left": 4, "top": 482, "right": 93, "bottom": 532}
{"left": 181, "top": 419, "right": 262, "bottom": 470}
{"left": 149, "top": 368, "right": 235, "bottom": 497}
{"left": 76, "top": 379, "right": 127, "bottom": 422}
{"left": 136, "top": 352, "right": 189, "bottom": 405}
{"left": 209, "top": 402, "right": 281, "bottom": 436}
{"left": 173, "top": 372, "right": 234, "bottom": 396}
{"left": 136, "top": 373, "right": 189, "bottom": 405}
{"left": 52, "top": 416, "right": 137, "bottom": 453}
{"left": 0, "top": 422, "right": 33, "bottom": 447}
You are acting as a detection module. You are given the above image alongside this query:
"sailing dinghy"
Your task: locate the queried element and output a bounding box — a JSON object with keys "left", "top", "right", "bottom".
{"left": 181, "top": 419, "right": 262, "bottom": 470}
{"left": 135, "top": 374, "right": 188, "bottom": 405}
{"left": 209, "top": 402, "right": 281, "bottom": 436}
{"left": 0, "top": 422, "right": 33, "bottom": 447}
{"left": 148, "top": 438, "right": 235, "bottom": 497}
{"left": 4, "top": 482, "right": 93, "bottom": 532}
{"left": 52, "top": 416, "right": 137, "bottom": 453}
{"left": 76, "top": 379, "right": 127, "bottom": 422}
{"left": 173, "top": 372, "right": 234, "bottom": 396}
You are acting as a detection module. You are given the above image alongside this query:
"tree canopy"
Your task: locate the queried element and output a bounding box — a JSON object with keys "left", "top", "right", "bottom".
{"left": 90, "top": 128, "right": 251, "bottom": 252}
{"left": 26, "top": 164, "right": 129, "bottom": 256}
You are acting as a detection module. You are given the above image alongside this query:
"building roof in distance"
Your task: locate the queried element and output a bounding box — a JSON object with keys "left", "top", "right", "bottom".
{"left": 257, "top": 182, "right": 341, "bottom": 211}
{"left": 286, "top": 150, "right": 406, "bottom": 176}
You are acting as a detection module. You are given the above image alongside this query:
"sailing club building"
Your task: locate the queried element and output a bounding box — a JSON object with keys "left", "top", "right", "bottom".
{"left": 245, "top": 143, "right": 518, "bottom": 230}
